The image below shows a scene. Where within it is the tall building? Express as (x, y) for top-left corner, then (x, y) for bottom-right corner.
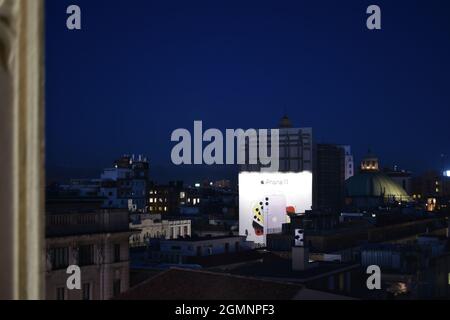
(238, 116), (313, 246)
(239, 115), (313, 173)
(313, 144), (345, 211)
(100, 154), (149, 211)
(339, 145), (354, 180)
(277, 116), (313, 172)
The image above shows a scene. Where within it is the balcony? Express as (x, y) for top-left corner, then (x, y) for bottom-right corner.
(46, 210), (130, 237)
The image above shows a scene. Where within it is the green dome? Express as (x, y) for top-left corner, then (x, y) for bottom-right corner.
(345, 171), (410, 202)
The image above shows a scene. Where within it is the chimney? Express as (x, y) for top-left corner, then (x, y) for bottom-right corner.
(292, 246), (309, 271)
(292, 228), (309, 271)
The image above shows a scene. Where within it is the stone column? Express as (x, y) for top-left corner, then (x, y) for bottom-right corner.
(0, 0), (45, 300)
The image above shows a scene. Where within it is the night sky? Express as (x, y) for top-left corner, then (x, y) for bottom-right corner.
(46, 0), (450, 183)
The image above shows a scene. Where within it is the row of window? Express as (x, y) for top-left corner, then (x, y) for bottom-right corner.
(49, 244), (122, 270)
(56, 279), (121, 300)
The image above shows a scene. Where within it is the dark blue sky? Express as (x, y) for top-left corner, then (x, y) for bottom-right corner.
(46, 0), (450, 183)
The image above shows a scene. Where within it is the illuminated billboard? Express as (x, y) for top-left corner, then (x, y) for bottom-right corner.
(239, 171), (312, 245)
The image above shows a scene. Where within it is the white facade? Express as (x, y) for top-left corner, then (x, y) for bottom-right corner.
(339, 145), (354, 180)
(129, 215), (192, 247)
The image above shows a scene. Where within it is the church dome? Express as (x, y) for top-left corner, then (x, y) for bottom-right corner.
(345, 171), (410, 202)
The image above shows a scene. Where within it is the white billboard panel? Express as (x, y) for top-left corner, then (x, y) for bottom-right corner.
(239, 172), (312, 245)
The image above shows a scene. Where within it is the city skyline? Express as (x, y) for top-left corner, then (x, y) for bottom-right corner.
(3, 0), (450, 304)
(46, 0), (450, 182)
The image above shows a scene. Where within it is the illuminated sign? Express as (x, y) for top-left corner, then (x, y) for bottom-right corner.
(239, 172), (312, 245)
(444, 170), (450, 177)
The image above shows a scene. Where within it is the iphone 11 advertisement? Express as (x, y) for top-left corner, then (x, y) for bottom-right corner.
(239, 172), (312, 245)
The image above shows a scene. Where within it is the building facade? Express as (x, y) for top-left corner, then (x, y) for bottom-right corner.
(100, 154), (149, 211)
(45, 209), (132, 300)
(150, 236), (253, 264)
(240, 115), (313, 173)
(339, 145), (354, 181)
(129, 214), (192, 247)
(313, 144), (345, 211)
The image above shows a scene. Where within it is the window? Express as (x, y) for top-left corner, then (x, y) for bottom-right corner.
(50, 247), (69, 270)
(56, 287), (65, 300)
(82, 283), (91, 300)
(114, 244), (121, 262)
(79, 245), (94, 266)
(113, 279), (121, 296)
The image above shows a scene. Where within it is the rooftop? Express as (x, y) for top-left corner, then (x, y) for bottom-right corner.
(345, 171), (411, 201)
(115, 268), (354, 300)
(226, 252), (359, 282)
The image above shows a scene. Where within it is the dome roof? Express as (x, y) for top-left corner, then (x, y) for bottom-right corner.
(279, 115), (293, 128)
(345, 171), (410, 201)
